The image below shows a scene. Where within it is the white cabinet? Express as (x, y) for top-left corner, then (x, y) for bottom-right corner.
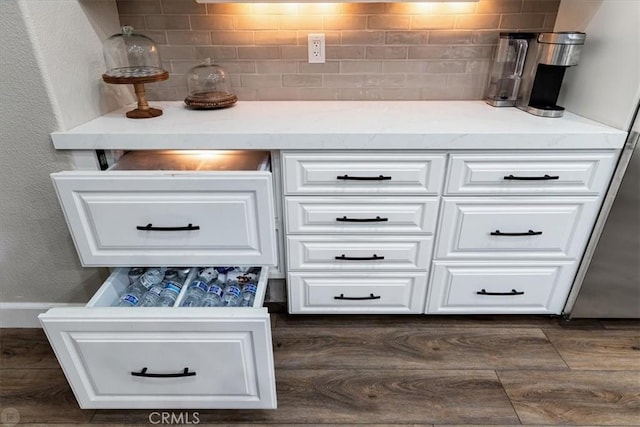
(436, 197), (601, 259)
(283, 152), (446, 195)
(446, 152), (617, 195)
(40, 150), (278, 409)
(52, 172), (276, 266)
(427, 150), (617, 314)
(288, 272), (428, 314)
(427, 261), (577, 314)
(283, 151), (446, 314)
(40, 267), (275, 409)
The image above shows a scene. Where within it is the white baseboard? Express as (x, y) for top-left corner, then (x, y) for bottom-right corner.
(0, 302), (83, 328)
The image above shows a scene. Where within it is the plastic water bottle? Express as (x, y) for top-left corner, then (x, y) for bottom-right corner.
(241, 283), (258, 307)
(116, 267), (166, 307)
(201, 281), (225, 307)
(181, 268), (218, 307)
(222, 279), (243, 307)
(139, 282), (165, 307)
(174, 267), (191, 281)
(157, 281), (183, 307)
(127, 267), (145, 284)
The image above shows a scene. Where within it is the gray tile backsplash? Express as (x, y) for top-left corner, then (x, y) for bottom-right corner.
(116, 0), (559, 101)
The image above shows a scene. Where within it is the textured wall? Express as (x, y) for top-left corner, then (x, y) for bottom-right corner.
(0, 0), (121, 306)
(115, 0), (560, 101)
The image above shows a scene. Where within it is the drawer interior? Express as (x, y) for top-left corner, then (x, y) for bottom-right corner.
(88, 266), (269, 309)
(107, 150), (271, 172)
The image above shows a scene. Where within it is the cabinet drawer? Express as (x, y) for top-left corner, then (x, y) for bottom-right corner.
(286, 197), (439, 234)
(288, 272), (427, 314)
(39, 267), (276, 409)
(436, 197), (600, 259)
(52, 171), (276, 267)
(287, 235), (432, 271)
(426, 261), (577, 314)
(446, 151), (617, 195)
(282, 152), (446, 195)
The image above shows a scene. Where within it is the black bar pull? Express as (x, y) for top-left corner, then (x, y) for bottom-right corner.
(136, 223), (200, 231)
(476, 289), (525, 296)
(490, 229), (542, 236)
(504, 174), (559, 181)
(335, 254), (385, 261)
(334, 293), (381, 300)
(337, 174), (392, 181)
(336, 216), (389, 223)
(131, 367), (196, 378)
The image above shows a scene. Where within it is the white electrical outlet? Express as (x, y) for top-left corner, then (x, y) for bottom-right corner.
(308, 33), (325, 64)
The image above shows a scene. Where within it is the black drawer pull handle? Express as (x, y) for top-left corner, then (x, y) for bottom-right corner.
(335, 254), (385, 261)
(504, 174), (559, 181)
(136, 223), (200, 231)
(336, 216), (389, 223)
(337, 174), (392, 181)
(476, 289), (525, 296)
(491, 229), (542, 236)
(131, 367), (196, 378)
(334, 293), (381, 300)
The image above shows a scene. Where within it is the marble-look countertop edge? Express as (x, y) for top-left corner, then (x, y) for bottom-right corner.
(50, 101), (628, 150)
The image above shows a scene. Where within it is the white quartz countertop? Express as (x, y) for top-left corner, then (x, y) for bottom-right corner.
(51, 101), (627, 150)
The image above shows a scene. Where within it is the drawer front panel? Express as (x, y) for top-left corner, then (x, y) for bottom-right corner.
(39, 267), (275, 409)
(52, 171), (276, 266)
(436, 197), (600, 259)
(446, 151), (617, 195)
(287, 235), (433, 271)
(426, 261), (577, 314)
(282, 152), (446, 195)
(288, 272), (427, 314)
(286, 197), (440, 234)
(39, 309), (276, 409)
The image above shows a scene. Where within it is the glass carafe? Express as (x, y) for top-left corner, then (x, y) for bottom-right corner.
(485, 33), (536, 107)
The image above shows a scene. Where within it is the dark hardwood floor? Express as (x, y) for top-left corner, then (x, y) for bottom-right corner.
(1, 314), (639, 426)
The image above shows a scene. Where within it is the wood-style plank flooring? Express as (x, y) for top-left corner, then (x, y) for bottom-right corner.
(1, 314), (639, 426)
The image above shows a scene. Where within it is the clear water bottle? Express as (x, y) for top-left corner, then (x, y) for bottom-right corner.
(157, 281), (183, 307)
(201, 281), (225, 307)
(222, 279), (243, 307)
(116, 267), (167, 307)
(241, 283), (258, 307)
(181, 268), (217, 307)
(128, 267), (145, 284)
(174, 267), (191, 281)
(163, 269), (179, 284)
(139, 282), (165, 307)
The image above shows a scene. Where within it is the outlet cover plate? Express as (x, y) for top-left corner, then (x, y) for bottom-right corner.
(308, 33), (325, 64)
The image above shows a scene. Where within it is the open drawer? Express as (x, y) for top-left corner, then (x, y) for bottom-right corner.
(51, 150), (276, 267)
(39, 266), (276, 409)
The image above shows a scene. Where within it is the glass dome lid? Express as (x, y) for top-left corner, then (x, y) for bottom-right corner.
(184, 58), (237, 109)
(102, 26), (167, 80)
(101, 26), (169, 119)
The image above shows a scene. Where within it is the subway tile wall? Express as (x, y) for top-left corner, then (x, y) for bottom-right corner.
(116, 0), (559, 101)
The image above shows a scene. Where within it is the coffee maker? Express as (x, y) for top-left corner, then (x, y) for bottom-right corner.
(485, 32), (536, 107)
(516, 32), (586, 117)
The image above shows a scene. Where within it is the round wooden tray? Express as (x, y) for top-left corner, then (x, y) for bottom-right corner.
(184, 91), (238, 110)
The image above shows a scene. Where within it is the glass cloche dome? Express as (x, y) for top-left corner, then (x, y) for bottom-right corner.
(101, 26), (169, 119)
(184, 58), (237, 109)
(103, 26), (166, 79)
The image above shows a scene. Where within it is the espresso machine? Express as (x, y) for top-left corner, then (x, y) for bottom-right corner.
(516, 32), (586, 117)
(485, 32), (536, 107)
